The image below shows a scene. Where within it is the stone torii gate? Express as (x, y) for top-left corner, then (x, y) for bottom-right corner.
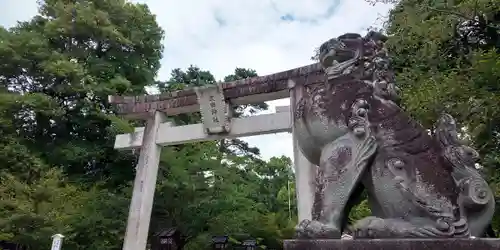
(109, 62), (324, 250)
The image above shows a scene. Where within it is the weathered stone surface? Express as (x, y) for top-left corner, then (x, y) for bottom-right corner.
(108, 63), (323, 117)
(292, 32), (495, 239)
(283, 238), (500, 250)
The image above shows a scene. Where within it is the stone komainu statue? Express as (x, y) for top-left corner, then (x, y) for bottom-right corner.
(292, 32), (495, 239)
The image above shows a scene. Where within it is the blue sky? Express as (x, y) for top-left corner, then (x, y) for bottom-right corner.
(0, 0), (393, 160)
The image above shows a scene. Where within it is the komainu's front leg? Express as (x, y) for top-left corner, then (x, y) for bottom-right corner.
(296, 133), (377, 239)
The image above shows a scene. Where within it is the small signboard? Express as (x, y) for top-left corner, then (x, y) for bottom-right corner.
(195, 85), (230, 134)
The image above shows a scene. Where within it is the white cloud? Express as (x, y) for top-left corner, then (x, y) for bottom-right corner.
(0, 0), (393, 160)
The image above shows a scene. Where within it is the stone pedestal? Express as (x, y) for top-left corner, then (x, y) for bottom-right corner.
(283, 238), (500, 250)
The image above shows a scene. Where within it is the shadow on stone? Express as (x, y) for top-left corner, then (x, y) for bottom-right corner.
(283, 238), (500, 250)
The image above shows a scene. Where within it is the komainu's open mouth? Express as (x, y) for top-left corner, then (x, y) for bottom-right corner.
(321, 49), (357, 68)
(318, 35), (359, 72)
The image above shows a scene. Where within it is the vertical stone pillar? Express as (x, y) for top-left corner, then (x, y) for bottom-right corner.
(292, 138), (316, 222)
(289, 80), (316, 222)
(122, 111), (166, 250)
(51, 234), (64, 250)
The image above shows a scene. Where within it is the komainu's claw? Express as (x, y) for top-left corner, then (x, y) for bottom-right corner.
(295, 219), (341, 239)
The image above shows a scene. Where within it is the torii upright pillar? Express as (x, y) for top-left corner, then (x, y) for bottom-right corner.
(122, 110), (166, 250)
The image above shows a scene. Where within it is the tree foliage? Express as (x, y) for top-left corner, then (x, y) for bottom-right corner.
(315, 0), (500, 234)
(368, 0), (500, 233)
(0, 1), (296, 249)
(1, 0), (499, 249)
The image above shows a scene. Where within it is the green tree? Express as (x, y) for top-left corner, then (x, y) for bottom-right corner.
(0, 0), (298, 249)
(151, 67), (296, 249)
(0, 0), (164, 186)
(0, 168), (84, 248)
(157, 66), (268, 160)
(369, 0), (500, 233)
(0, 0), (164, 248)
(222, 68), (269, 160)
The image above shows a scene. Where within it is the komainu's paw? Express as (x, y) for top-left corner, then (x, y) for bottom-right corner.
(351, 216), (390, 238)
(351, 216), (460, 239)
(351, 216), (421, 239)
(295, 219), (341, 239)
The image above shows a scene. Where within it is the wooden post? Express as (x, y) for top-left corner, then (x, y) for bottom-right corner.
(122, 111), (166, 250)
